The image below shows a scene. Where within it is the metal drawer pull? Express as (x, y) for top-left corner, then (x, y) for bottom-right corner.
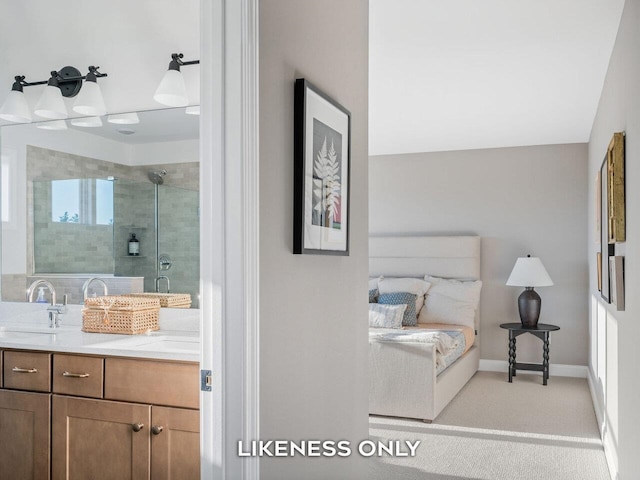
(132, 423), (144, 432)
(151, 425), (164, 435)
(12, 366), (38, 373)
(62, 371), (90, 378)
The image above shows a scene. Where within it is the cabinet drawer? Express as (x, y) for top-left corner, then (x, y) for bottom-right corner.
(105, 358), (199, 409)
(3, 351), (51, 392)
(53, 354), (104, 398)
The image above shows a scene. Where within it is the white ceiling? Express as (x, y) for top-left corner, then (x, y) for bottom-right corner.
(369, 0), (625, 155)
(0, 0), (199, 127)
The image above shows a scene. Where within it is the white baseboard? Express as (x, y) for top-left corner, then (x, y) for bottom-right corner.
(479, 359), (588, 378)
(587, 370), (617, 480)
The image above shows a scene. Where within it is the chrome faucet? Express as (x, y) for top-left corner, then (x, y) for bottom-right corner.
(26, 279), (68, 328)
(155, 276), (170, 293)
(82, 277), (109, 300)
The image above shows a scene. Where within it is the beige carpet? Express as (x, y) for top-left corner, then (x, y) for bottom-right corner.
(368, 371), (610, 480)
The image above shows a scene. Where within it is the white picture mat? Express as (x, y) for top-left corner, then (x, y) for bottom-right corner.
(303, 88), (349, 251)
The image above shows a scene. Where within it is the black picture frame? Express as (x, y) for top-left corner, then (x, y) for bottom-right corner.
(293, 79), (351, 255)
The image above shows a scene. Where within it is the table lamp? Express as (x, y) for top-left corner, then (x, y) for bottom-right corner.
(506, 255), (554, 328)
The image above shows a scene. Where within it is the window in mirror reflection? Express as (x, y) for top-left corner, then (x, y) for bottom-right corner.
(51, 178), (114, 225)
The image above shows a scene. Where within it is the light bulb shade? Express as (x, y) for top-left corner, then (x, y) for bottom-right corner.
(73, 80), (107, 116)
(36, 120), (67, 131)
(506, 257), (554, 287)
(185, 105), (200, 115)
(0, 90), (32, 123)
(154, 70), (188, 107)
(71, 116), (103, 128)
(108, 112), (139, 124)
(34, 85), (68, 119)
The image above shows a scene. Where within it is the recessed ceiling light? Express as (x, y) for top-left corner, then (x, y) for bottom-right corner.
(117, 128), (136, 135)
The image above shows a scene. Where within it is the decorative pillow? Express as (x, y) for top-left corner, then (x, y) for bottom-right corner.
(377, 277), (431, 314)
(368, 289), (378, 303)
(368, 303), (406, 329)
(378, 292), (418, 326)
(418, 275), (482, 328)
(369, 277), (382, 291)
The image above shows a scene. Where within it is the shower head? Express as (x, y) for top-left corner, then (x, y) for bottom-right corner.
(148, 169), (167, 185)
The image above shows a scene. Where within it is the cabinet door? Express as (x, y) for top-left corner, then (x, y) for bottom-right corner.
(151, 407), (200, 480)
(0, 390), (50, 480)
(52, 395), (151, 480)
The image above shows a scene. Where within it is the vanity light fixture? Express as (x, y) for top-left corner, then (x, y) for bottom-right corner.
(0, 77), (32, 123)
(73, 66), (107, 116)
(0, 65), (108, 123)
(34, 71), (69, 119)
(154, 53), (200, 107)
(108, 112), (140, 124)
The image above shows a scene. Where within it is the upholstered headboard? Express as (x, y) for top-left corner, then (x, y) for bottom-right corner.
(369, 235), (481, 332)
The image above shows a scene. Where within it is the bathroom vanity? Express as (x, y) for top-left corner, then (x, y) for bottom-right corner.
(0, 304), (200, 480)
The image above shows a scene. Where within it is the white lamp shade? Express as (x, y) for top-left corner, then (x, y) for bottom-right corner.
(34, 85), (68, 119)
(71, 116), (103, 128)
(36, 120), (67, 131)
(506, 257), (554, 287)
(108, 112), (139, 124)
(154, 70), (188, 107)
(185, 105), (200, 115)
(0, 90), (32, 123)
(73, 81), (107, 116)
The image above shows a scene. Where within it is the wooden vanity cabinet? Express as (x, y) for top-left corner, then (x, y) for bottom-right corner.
(0, 390), (51, 480)
(51, 356), (200, 480)
(151, 406), (200, 480)
(52, 396), (151, 480)
(0, 349), (52, 480)
(0, 350), (199, 480)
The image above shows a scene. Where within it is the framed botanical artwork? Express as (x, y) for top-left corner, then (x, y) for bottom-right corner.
(293, 79), (351, 255)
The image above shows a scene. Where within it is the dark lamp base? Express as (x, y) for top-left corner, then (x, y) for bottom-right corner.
(518, 287), (541, 328)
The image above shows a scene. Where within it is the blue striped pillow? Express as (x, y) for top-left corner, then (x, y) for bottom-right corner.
(378, 292), (418, 326)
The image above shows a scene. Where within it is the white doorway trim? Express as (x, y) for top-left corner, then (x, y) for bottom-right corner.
(200, 1), (260, 479)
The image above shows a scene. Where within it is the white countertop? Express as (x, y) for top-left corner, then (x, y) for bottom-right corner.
(0, 302), (200, 362)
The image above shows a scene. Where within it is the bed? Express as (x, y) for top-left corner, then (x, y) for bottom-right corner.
(368, 235), (481, 422)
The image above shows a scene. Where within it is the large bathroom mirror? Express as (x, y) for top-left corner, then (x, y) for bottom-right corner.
(0, 108), (200, 307)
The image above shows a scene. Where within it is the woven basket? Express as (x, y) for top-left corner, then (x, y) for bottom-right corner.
(82, 295), (160, 334)
(123, 293), (192, 309)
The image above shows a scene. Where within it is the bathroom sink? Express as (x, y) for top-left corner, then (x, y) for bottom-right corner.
(0, 329), (64, 346)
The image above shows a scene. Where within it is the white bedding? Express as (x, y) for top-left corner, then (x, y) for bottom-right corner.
(369, 328), (462, 371)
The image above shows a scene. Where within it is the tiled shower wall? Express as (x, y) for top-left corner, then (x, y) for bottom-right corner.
(3, 146), (199, 306)
(158, 185), (200, 307)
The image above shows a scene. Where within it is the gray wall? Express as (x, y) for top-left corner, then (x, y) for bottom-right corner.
(588, 0), (640, 477)
(370, 144), (588, 366)
(259, 0), (369, 478)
